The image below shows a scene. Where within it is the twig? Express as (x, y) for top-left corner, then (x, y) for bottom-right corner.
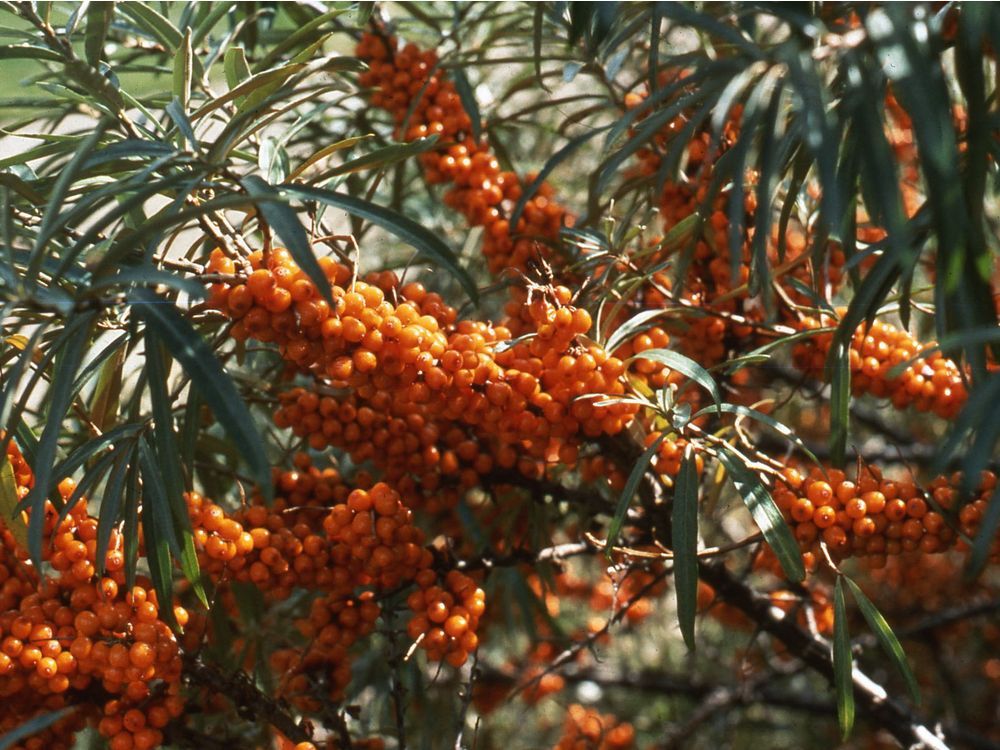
(453, 650), (479, 750)
(697, 560), (954, 750)
(183, 655), (311, 744)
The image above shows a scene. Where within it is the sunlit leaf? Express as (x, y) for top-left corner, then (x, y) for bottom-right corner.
(0, 457), (28, 551)
(133, 290), (273, 503)
(606, 433), (664, 556)
(833, 576), (855, 738)
(672, 451), (699, 651)
(242, 175), (333, 304)
(716, 447), (803, 581)
(628, 348), (722, 414)
(283, 184), (479, 304)
(845, 577), (920, 703)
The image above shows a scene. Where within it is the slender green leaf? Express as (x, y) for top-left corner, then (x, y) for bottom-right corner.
(827, 338), (851, 467)
(84, 1), (114, 66)
(316, 136), (439, 181)
(145, 333), (207, 607)
(629, 348), (722, 414)
(968, 485), (1000, 580)
(0, 324), (50, 448)
(284, 184), (478, 304)
(34, 424), (145, 506)
(603, 309), (669, 354)
(173, 28), (192, 108)
(92, 266), (206, 299)
(242, 175), (332, 304)
(133, 290), (273, 503)
(692, 403), (819, 466)
(192, 2), (234, 47)
(138, 437), (179, 629)
(834, 576), (855, 738)
(672, 451), (699, 651)
(0, 708), (74, 750)
(0, 457), (27, 551)
(845, 577), (920, 703)
(119, 2), (182, 49)
(532, 3), (547, 89)
(224, 47), (252, 91)
(284, 135), (370, 181)
(95, 447), (131, 577)
(123, 461), (140, 590)
(0, 44), (62, 62)
(191, 63), (306, 121)
(452, 67), (482, 141)
(22, 312), (97, 566)
(255, 9), (346, 70)
(716, 448), (804, 581)
(606, 434), (664, 556)
(31, 121), (111, 279)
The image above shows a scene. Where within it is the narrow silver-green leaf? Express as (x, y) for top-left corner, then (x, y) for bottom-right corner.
(138, 437), (179, 630)
(191, 63), (305, 121)
(173, 28), (192, 108)
(84, 1), (114, 66)
(95, 448), (131, 577)
(606, 434), (665, 556)
(716, 447), (804, 582)
(0, 44), (62, 62)
(629, 348), (722, 414)
(834, 576), (855, 739)
(284, 184), (479, 304)
(119, 2), (182, 50)
(224, 47), (252, 91)
(845, 577), (920, 703)
(828, 339), (851, 467)
(145, 333), (207, 607)
(691, 403), (820, 466)
(242, 175), (333, 304)
(603, 309), (668, 355)
(0, 708), (74, 750)
(22, 312), (97, 567)
(254, 9), (347, 71)
(317, 136), (439, 180)
(452, 67), (482, 141)
(133, 290), (273, 503)
(672, 451), (699, 651)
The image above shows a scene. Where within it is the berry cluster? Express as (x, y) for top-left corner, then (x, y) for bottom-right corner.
(406, 569), (485, 667)
(773, 466), (998, 568)
(212, 248), (639, 499)
(0, 443), (185, 750)
(793, 314), (967, 419)
(356, 33), (570, 276)
(553, 704), (636, 750)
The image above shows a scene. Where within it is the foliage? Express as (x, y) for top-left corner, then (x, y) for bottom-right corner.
(0, 2), (997, 750)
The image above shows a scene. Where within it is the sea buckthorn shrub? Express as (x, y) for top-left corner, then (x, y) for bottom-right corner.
(2, 3), (1000, 750)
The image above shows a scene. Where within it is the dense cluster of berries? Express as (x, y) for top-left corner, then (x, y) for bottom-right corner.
(270, 591), (381, 708)
(356, 32), (570, 276)
(211, 247), (641, 500)
(552, 704), (635, 750)
(0, 443), (185, 750)
(354, 31), (700, 414)
(793, 314), (967, 419)
(773, 466), (999, 568)
(860, 552), (991, 619)
(406, 569), (485, 667)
